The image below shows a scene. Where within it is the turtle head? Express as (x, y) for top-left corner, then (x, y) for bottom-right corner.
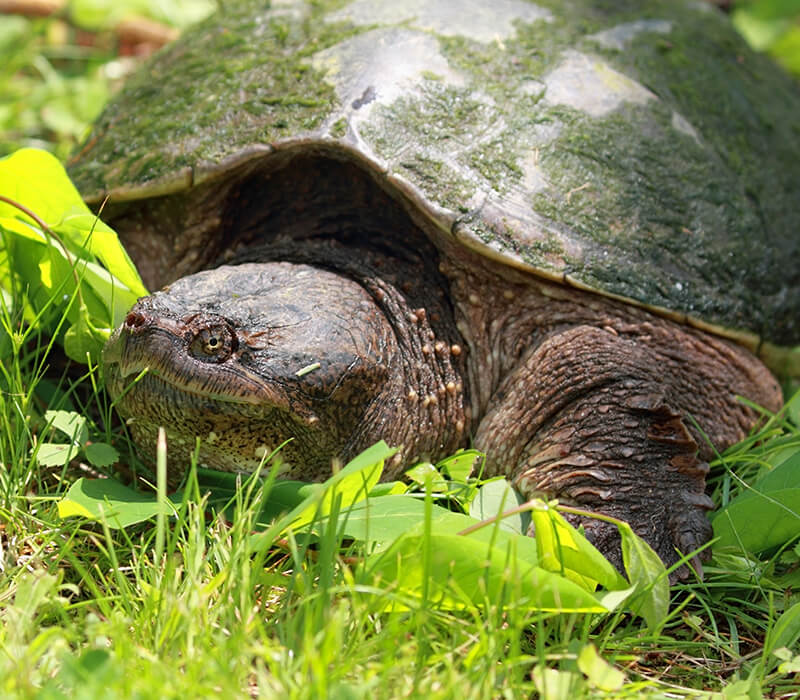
(102, 261), (398, 480)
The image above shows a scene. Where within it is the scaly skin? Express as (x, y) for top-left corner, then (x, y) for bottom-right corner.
(104, 241), (469, 483)
(103, 234), (782, 576)
(445, 251), (782, 574)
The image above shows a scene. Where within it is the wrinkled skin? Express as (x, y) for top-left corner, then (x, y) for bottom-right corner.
(104, 227), (782, 577)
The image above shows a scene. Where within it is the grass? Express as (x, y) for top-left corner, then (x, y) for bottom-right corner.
(0, 2), (799, 697)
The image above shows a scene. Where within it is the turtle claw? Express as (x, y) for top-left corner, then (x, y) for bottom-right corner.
(668, 495), (714, 580)
(562, 505), (711, 583)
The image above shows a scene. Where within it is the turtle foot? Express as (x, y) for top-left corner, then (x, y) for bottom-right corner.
(478, 325), (727, 581)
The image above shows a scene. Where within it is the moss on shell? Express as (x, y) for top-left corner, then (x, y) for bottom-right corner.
(69, 0), (355, 195)
(68, 0), (800, 347)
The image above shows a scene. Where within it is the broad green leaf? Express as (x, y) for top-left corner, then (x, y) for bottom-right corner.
(55, 214), (147, 299)
(317, 493), (539, 562)
(368, 481), (407, 498)
(248, 441), (396, 551)
(45, 409), (88, 445)
(577, 644), (625, 692)
(0, 215), (45, 242)
(619, 522), (669, 631)
(36, 442), (80, 467)
(764, 602), (800, 662)
(10, 235), (79, 320)
(84, 442), (120, 468)
(362, 531), (609, 613)
(749, 451), (800, 492)
(719, 676), (761, 700)
(283, 441), (392, 533)
(774, 647), (800, 674)
(713, 489), (800, 553)
(56, 498), (95, 521)
(531, 667), (584, 699)
(405, 462), (447, 491)
(469, 478), (529, 536)
(787, 390), (800, 428)
(0, 148), (89, 224)
(437, 449), (482, 481)
(63, 302), (110, 362)
(301, 493), (446, 545)
(57, 477), (173, 528)
(0, 148), (148, 362)
(712, 451), (800, 552)
(191, 468), (320, 519)
(531, 501), (628, 592)
(70, 257), (134, 328)
(11, 571), (60, 618)
(254, 481), (321, 521)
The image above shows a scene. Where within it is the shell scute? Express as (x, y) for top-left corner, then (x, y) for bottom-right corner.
(69, 0), (800, 353)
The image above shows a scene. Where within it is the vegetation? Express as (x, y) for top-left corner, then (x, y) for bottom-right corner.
(0, 1), (799, 697)
(731, 0), (800, 76)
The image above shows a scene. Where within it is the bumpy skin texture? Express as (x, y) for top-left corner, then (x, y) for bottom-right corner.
(456, 270), (781, 572)
(104, 222), (782, 575)
(105, 233), (470, 483)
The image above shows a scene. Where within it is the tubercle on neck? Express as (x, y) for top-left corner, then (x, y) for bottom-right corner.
(352, 273), (470, 479)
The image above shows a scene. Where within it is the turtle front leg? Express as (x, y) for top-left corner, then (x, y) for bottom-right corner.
(474, 323), (781, 576)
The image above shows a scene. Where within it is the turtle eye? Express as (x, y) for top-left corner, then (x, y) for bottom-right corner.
(188, 323), (237, 363)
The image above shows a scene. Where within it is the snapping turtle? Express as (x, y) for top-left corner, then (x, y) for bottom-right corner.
(70, 0), (800, 572)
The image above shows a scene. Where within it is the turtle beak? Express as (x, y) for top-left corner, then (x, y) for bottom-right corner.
(103, 309), (188, 379)
(102, 309), (151, 370)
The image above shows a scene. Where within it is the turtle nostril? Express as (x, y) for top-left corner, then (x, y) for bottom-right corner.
(124, 311), (148, 330)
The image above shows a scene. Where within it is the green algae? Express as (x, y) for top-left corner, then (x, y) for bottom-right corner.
(68, 0), (800, 346)
(69, 0), (354, 196)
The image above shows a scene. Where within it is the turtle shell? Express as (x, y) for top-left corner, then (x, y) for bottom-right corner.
(68, 0), (800, 374)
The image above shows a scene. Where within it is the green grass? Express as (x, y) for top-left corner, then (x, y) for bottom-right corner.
(1, 2), (799, 697)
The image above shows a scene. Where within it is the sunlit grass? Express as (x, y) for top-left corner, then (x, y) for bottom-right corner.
(0, 2), (798, 696)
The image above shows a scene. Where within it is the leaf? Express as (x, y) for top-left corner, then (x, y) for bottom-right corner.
(531, 667), (584, 700)
(191, 468), (320, 519)
(44, 410), (88, 445)
(405, 462), (447, 491)
(437, 449), (482, 481)
(11, 571), (60, 618)
(361, 531), (610, 613)
(57, 477), (171, 528)
(55, 215), (147, 302)
(55, 497), (95, 521)
(0, 148), (148, 363)
(258, 481), (321, 518)
(712, 451), (800, 552)
(775, 648), (800, 674)
(764, 602), (800, 662)
(619, 521), (669, 631)
(248, 441), (396, 551)
(577, 644), (625, 692)
(367, 481), (407, 498)
(284, 441), (392, 532)
(36, 442), (80, 467)
(63, 302), (112, 363)
(719, 677), (761, 700)
(469, 478), (530, 536)
(531, 501), (629, 592)
(84, 442), (120, 468)
(785, 389), (800, 428)
(308, 494), (447, 545)
(315, 494), (538, 563)
(0, 149), (91, 225)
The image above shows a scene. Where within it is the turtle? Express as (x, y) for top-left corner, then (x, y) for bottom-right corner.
(68, 0), (800, 574)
